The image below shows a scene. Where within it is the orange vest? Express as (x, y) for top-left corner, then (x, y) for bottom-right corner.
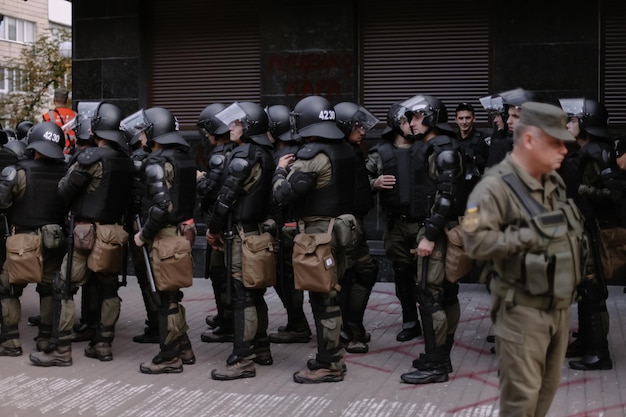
(42, 107), (77, 154)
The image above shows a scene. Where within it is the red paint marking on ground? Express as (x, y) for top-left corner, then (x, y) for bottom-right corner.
(371, 289), (396, 296)
(344, 358), (393, 373)
(453, 340), (493, 356)
(567, 402), (626, 417)
(557, 377), (593, 388)
(445, 395), (499, 413)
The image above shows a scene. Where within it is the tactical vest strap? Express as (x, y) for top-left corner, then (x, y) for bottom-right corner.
(500, 287), (571, 311)
(501, 173), (546, 217)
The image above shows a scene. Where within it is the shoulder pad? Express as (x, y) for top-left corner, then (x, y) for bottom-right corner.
(0, 165), (17, 182)
(230, 143), (251, 159)
(77, 147), (102, 165)
(430, 134), (454, 148)
(133, 159), (144, 172)
(296, 143), (322, 160)
(209, 154), (226, 169)
(131, 148), (150, 162)
(228, 157), (250, 178)
(368, 142), (383, 154)
(145, 163), (165, 181)
(436, 149), (461, 169)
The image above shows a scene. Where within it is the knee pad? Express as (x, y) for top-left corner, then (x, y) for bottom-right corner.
(36, 283), (54, 296)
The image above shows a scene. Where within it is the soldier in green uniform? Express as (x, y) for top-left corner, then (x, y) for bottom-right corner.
(463, 102), (588, 417)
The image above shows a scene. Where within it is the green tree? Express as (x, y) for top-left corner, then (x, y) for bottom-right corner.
(0, 28), (71, 127)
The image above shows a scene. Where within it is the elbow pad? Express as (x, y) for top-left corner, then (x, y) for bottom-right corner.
(59, 169), (92, 203)
(0, 166), (17, 207)
(145, 163), (171, 206)
(142, 204), (169, 240)
(289, 171), (317, 195)
(425, 196), (453, 241)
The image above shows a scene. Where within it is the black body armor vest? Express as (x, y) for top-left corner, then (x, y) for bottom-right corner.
(73, 147), (134, 224)
(295, 140), (355, 218)
(12, 159), (67, 228)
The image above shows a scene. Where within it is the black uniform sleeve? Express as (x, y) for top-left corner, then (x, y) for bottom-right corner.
(424, 149), (461, 241)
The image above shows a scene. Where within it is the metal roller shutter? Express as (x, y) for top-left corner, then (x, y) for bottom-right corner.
(360, 2), (490, 124)
(603, 3), (626, 127)
(150, 1), (261, 132)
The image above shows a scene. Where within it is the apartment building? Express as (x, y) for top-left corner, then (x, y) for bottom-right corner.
(0, 0), (71, 126)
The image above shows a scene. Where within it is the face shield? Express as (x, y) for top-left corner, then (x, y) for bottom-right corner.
(214, 103), (248, 130)
(558, 98), (585, 119)
(120, 109), (148, 138)
(479, 95), (494, 112)
(400, 95), (431, 120)
(353, 107), (380, 132)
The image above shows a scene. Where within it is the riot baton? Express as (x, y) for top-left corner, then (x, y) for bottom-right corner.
(120, 216), (128, 288)
(585, 219), (609, 299)
(135, 215), (158, 295)
(225, 213), (234, 301)
(64, 213), (75, 301)
(421, 255), (429, 293)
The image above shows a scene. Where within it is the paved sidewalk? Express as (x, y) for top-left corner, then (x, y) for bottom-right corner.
(0, 278), (625, 417)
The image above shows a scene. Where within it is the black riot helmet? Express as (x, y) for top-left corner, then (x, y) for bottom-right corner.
(4, 140), (27, 160)
(334, 102), (380, 137)
(144, 107), (189, 148)
(214, 101), (272, 146)
(197, 103), (227, 137)
(25, 121), (65, 160)
(401, 94), (452, 133)
(91, 102), (127, 150)
(292, 95), (344, 140)
(559, 98), (610, 139)
(479, 94), (507, 123)
(15, 121), (34, 141)
(266, 104), (299, 142)
(381, 102), (409, 140)
(499, 88), (536, 110)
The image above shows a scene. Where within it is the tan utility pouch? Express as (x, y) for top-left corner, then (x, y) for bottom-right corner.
(599, 227), (626, 280)
(293, 219), (337, 293)
(238, 226), (276, 289)
(41, 224), (64, 249)
(73, 222), (95, 254)
(151, 235), (193, 291)
(87, 224), (129, 273)
(6, 233), (43, 284)
(334, 214), (357, 247)
(445, 222), (474, 283)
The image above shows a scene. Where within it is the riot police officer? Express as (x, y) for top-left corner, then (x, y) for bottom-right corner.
(366, 102), (423, 342)
(560, 98), (617, 371)
(486, 88), (536, 167)
(334, 101), (379, 353)
(207, 102), (276, 380)
(273, 95), (355, 384)
(196, 103), (237, 344)
(0, 122), (68, 356)
(399, 95), (462, 385)
(135, 107), (197, 374)
(265, 104), (312, 344)
(30, 102), (134, 367)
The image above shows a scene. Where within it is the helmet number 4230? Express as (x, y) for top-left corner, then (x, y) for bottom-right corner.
(318, 110), (336, 121)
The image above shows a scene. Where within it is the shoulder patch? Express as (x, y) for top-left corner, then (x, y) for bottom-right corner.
(461, 206), (480, 233)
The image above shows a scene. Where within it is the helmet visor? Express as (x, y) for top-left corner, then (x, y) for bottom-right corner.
(353, 107), (380, 131)
(400, 95), (430, 117)
(479, 95), (494, 111)
(76, 101), (100, 119)
(120, 109), (148, 137)
(214, 103), (247, 129)
(558, 98), (585, 118)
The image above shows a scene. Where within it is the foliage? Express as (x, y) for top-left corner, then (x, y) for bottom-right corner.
(0, 27), (72, 127)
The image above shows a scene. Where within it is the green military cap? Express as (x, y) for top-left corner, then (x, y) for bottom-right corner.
(54, 87), (69, 101)
(520, 101), (575, 142)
